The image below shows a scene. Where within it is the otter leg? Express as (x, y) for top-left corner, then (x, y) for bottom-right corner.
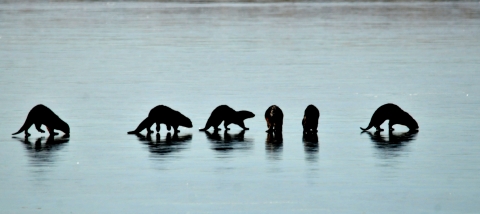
(173, 125), (180, 133)
(156, 123), (161, 132)
(388, 121), (395, 131)
(312, 122), (318, 133)
(237, 121), (249, 130)
(166, 124), (171, 131)
(375, 126), (384, 132)
(46, 126), (59, 136)
(275, 123), (283, 132)
(224, 120), (231, 130)
(35, 123), (45, 133)
(266, 118), (273, 132)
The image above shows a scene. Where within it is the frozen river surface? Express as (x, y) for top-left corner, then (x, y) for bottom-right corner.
(0, 1), (480, 213)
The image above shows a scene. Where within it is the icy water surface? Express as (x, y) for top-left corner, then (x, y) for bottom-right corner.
(1, 1), (480, 213)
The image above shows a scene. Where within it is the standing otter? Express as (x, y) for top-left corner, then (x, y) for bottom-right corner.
(302, 104), (320, 134)
(127, 105), (192, 134)
(12, 104), (70, 137)
(360, 103), (419, 132)
(199, 105), (255, 131)
(265, 105), (283, 133)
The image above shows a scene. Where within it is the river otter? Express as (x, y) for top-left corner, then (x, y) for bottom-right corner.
(265, 105), (283, 133)
(199, 105), (255, 131)
(127, 105), (192, 134)
(302, 104), (320, 134)
(360, 103), (419, 132)
(12, 104), (70, 137)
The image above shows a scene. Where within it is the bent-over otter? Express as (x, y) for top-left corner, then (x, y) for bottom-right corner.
(360, 103), (419, 132)
(265, 105), (283, 132)
(302, 104), (320, 133)
(128, 105), (192, 134)
(199, 105), (254, 131)
(12, 104), (70, 137)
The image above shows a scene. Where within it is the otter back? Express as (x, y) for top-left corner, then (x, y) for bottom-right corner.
(302, 104), (320, 133)
(265, 105), (283, 133)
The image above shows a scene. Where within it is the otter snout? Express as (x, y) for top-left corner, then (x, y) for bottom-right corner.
(185, 119), (193, 128)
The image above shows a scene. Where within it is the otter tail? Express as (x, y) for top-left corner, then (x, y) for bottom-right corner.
(12, 128), (25, 135)
(199, 124), (210, 131)
(12, 119), (32, 135)
(128, 117), (154, 134)
(360, 124), (373, 131)
(199, 117), (214, 131)
(12, 113), (35, 135)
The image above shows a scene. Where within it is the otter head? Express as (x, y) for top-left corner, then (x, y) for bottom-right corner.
(403, 112), (419, 131)
(179, 115), (193, 128)
(60, 121), (70, 138)
(237, 111), (255, 120)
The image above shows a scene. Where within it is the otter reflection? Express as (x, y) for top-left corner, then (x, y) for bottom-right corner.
(303, 132), (319, 162)
(362, 130), (418, 158)
(13, 136), (69, 166)
(204, 130), (252, 152)
(134, 132), (192, 159)
(266, 131), (283, 160)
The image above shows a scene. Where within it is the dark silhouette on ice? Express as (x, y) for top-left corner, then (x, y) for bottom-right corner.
(265, 105), (283, 133)
(199, 105), (254, 131)
(12, 104), (70, 138)
(302, 104), (320, 134)
(128, 105), (192, 134)
(360, 103), (419, 132)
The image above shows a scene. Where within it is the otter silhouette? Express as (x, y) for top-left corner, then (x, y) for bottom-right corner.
(199, 105), (255, 131)
(302, 104), (319, 134)
(360, 103), (419, 132)
(127, 105), (193, 134)
(12, 104), (70, 137)
(265, 105), (283, 133)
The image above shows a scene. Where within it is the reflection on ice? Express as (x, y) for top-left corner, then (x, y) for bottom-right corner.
(204, 130), (253, 153)
(303, 132), (319, 163)
(362, 130), (418, 159)
(134, 132), (192, 160)
(266, 131), (283, 161)
(13, 136), (69, 167)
